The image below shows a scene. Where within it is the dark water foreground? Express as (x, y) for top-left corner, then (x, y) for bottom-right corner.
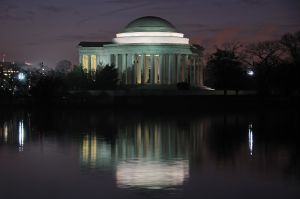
(0, 108), (299, 199)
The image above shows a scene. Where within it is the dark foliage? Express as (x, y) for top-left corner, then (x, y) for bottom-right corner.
(206, 48), (247, 94)
(177, 82), (190, 90)
(64, 65), (92, 90)
(30, 75), (66, 101)
(94, 65), (119, 90)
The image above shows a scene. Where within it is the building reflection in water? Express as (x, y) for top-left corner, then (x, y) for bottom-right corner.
(2, 122), (8, 143)
(116, 160), (189, 189)
(81, 134), (112, 169)
(0, 122), (11, 143)
(0, 118), (27, 151)
(79, 120), (208, 189)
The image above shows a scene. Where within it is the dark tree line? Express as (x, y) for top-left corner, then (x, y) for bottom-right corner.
(31, 64), (119, 100)
(205, 31), (300, 96)
(205, 42), (248, 95)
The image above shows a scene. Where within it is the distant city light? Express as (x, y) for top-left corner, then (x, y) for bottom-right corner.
(18, 72), (26, 81)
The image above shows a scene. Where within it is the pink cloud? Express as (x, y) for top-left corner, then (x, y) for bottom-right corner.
(254, 24), (279, 41)
(212, 27), (241, 46)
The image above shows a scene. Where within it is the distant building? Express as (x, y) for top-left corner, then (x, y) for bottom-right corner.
(0, 61), (19, 79)
(0, 61), (31, 93)
(78, 16), (204, 87)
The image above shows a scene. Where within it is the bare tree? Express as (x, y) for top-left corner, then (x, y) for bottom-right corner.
(280, 31), (300, 65)
(244, 40), (284, 94)
(245, 40), (283, 66)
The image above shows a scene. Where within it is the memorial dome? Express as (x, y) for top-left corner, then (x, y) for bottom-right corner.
(113, 16), (188, 44)
(123, 16), (177, 33)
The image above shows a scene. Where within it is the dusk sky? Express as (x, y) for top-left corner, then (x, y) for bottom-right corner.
(1, 0), (299, 67)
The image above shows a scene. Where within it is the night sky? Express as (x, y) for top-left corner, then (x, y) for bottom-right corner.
(1, 0), (299, 67)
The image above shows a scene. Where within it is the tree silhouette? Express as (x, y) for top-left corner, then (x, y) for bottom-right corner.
(206, 45), (246, 95)
(281, 31), (300, 66)
(95, 65), (119, 90)
(280, 31), (300, 94)
(65, 65), (91, 90)
(245, 41), (283, 95)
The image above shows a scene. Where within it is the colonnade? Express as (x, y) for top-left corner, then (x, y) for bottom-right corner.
(81, 53), (203, 87)
(113, 53), (202, 86)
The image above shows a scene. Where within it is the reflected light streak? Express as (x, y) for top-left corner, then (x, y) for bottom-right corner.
(116, 160), (189, 189)
(4, 122), (8, 143)
(91, 135), (97, 167)
(81, 135), (112, 168)
(82, 135), (89, 163)
(248, 124), (253, 156)
(18, 121), (24, 152)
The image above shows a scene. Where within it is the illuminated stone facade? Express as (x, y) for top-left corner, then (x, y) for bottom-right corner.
(78, 16), (204, 87)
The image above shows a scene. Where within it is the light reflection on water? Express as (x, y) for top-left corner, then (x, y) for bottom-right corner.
(248, 123), (253, 156)
(18, 120), (24, 152)
(0, 110), (299, 199)
(79, 121), (194, 190)
(116, 159), (189, 190)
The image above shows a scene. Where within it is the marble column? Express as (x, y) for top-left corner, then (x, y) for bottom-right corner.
(96, 55), (100, 71)
(154, 55), (158, 84)
(140, 54), (144, 84)
(79, 54), (82, 66)
(114, 54), (118, 68)
(122, 54), (127, 84)
(168, 54), (172, 84)
(126, 54), (130, 84)
(184, 55), (188, 82)
(133, 54), (137, 84)
(88, 55), (91, 74)
(150, 54), (154, 84)
(107, 54), (111, 66)
(159, 54), (163, 84)
(177, 54), (181, 83)
(116, 54), (123, 82)
(137, 55), (142, 84)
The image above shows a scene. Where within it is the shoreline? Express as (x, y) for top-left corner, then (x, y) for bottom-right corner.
(1, 90), (299, 110)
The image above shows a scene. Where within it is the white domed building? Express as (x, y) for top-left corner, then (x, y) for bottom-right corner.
(78, 16), (204, 87)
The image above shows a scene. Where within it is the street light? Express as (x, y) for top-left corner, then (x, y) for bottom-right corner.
(247, 69), (254, 76)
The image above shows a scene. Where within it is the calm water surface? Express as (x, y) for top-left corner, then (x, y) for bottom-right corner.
(0, 109), (299, 199)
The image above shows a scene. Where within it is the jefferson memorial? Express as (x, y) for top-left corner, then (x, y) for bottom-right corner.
(78, 16), (204, 87)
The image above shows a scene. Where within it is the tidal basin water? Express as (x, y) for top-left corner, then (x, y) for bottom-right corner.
(0, 109), (299, 199)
